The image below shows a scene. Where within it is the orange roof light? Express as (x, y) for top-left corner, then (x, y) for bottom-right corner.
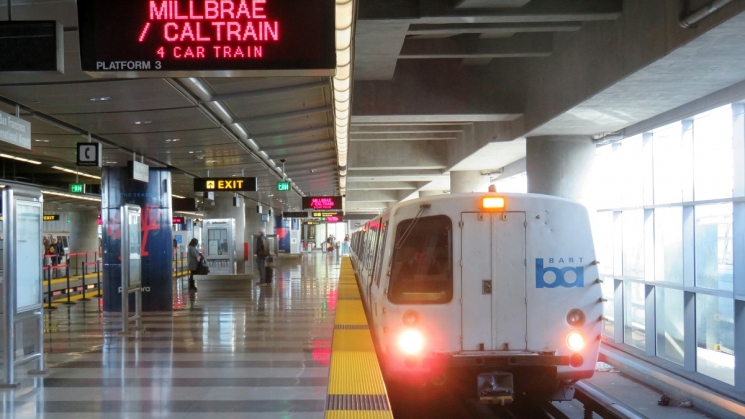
(481, 196), (506, 210)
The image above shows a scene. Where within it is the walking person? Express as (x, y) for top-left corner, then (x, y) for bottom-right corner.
(254, 228), (270, 284)
(342, 234), (350, 255)
(187, 238), (200, 292)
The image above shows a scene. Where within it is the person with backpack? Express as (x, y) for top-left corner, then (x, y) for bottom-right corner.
(254, 228), (270, 284)
(187, 238), (201, 292)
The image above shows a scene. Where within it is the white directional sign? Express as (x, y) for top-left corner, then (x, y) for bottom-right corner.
(77, 142), (102, 167)
(0, 110), (31, 150)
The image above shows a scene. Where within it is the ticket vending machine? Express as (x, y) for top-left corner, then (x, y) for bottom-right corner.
(120, 204), (143, 335)
(202, 218), (236, 275)
(0, 184), (46, 388)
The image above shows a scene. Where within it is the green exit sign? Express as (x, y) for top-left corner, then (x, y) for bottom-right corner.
(277, 181), (290, 191)
(70, 184), (85, 194)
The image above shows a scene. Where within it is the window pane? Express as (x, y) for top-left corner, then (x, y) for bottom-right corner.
(654, 207), (683, 284)
(601, 277), (615, 338)
(622, 210), (644, 279)
(693, 105), (733, 201)
(620, 135), (644, 207)
(653, 122), (684, 204)
(592, 144), (620, 209)
(624, 281), (645, 350)
(696, 294), (734, 385)
(389, 215), (453, 304)
(695, 204), (733, 291)
(593, 211), (614, 275)
(655, 288), (684, 365)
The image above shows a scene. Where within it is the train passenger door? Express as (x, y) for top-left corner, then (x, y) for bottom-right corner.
(461, 212), (526, 351)
(491, 212), (527, 351)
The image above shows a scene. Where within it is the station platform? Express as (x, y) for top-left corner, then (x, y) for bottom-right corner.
(2, 253), (389, 419)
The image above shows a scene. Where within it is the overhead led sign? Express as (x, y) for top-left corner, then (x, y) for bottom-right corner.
(282, 211), (307, 218)
(302, 196), (342, 211)
(325, 215), (342, 223)
(43, 214), (60, 221)
(70, 184), (85, 194)
(194, 177), (258, 192)
(172, 216), (185, 224)
(277, 181), (290, 191)
(77, 0), (335, 77)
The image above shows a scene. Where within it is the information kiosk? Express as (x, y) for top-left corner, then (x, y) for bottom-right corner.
(0, 184), (46, 388)
(202, 219), (236, 275)
(120, 204), (143, 335)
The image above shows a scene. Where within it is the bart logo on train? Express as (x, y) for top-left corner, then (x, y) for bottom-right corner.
(535, 258), (585, 288)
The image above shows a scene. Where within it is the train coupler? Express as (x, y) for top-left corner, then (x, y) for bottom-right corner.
(477, 372), (514, 405)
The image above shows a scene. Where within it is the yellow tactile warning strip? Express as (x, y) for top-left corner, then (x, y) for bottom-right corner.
(326, 257), (393, 419)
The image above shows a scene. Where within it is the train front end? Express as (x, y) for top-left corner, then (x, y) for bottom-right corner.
(375, 193), (602, 402)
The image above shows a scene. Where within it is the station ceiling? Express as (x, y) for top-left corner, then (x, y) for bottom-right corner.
(2, 0), (745, 218)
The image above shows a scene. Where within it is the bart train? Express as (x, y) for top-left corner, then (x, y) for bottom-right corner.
(349, 193), (602, 403)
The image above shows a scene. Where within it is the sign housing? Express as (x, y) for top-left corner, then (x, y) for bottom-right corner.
(77, 0), (336, 77)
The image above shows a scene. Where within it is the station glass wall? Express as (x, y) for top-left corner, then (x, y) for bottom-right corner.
(590, 104), (742, 387)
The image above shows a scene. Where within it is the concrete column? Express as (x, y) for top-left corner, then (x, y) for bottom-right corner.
(526, 135), (595, 202)
(204, 196), (246, 273)
(68, 209), (99, 254)
(418, 191), (442, 198)
(450, 170), (488, 193)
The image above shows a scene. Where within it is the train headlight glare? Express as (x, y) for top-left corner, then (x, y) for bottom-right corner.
(566, 331), (585, 352)
(402, 310), (419, 327)
(566, 309), (586, 327)
(397, 330), (425, 356)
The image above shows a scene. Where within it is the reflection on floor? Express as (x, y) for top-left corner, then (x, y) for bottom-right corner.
(3, 251), (343, 419)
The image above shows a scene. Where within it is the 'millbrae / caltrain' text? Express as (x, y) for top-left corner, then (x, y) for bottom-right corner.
(141, 0), (280, 60)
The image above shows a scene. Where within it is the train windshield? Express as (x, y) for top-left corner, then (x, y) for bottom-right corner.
(389, 215), (452, 304)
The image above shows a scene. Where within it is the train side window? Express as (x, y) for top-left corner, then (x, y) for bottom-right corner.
(388, 215), (452, 304)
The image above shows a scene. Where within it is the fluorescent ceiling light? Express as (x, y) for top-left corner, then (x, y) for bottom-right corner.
(173, 194), (186, 199)
(0, 153), (42, 165)
(51, 166), (101, 180)
(42, 190), (101, 202)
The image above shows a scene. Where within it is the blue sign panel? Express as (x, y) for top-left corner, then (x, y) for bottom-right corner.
(535, 258), (584, 289)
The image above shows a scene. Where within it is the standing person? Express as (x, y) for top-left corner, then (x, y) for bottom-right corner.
(49, 238), (59, 265)
(54, 237), (65, 265)
(187, 238), (200, 292)
(342, 234), (350, 255)
(254, 228), (270, 284)
(326, 235), (334, 253)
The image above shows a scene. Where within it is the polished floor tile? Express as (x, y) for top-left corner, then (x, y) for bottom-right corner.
(3, 252), (343, 418)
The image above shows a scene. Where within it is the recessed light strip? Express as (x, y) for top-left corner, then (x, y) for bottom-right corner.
(51, 166), (101, 180)
(42, 190), (101, 202)
(173, 194), (186, 199)
(0, 153), (42, 165)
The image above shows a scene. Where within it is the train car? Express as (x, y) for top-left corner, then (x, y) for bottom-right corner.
(349, 193), (602, 403)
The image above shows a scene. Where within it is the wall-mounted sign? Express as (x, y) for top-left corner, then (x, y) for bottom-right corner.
(194, 177), (258, 192)
(311, 211), (339, 218)
(277, 181), (290, 191)
(43, 214), (60, 221)
(77, 142), (102, 167)
(130, 160), (150, 182)
(302, 196), (342, 210)
(325, 215), (343, 223)
(0, 110), (31, 150)
(282, 211), (307, 218)
(70, 183), (85, 194)
(77, 0), (336, 77)
(172, 216), (185, 224)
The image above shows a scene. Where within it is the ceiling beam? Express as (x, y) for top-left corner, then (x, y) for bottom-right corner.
(351, 132), (456, 141)
(254, 125), (333, 140)
(204, 81), (328, 103)
(399, 33), (552, 59)
(235, 106), (330, 125)
(351, 125), (464, 134)
(262, 138), (333, 152)
(407, 21), (583, 37)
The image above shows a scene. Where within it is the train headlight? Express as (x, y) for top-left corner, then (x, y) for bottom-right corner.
(566, 309), (586, 327)
(481, 196), (506, 211)
(402, 310), (419, 327)
(397, 329), (425, 356)
(566, 331), (585, 352)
